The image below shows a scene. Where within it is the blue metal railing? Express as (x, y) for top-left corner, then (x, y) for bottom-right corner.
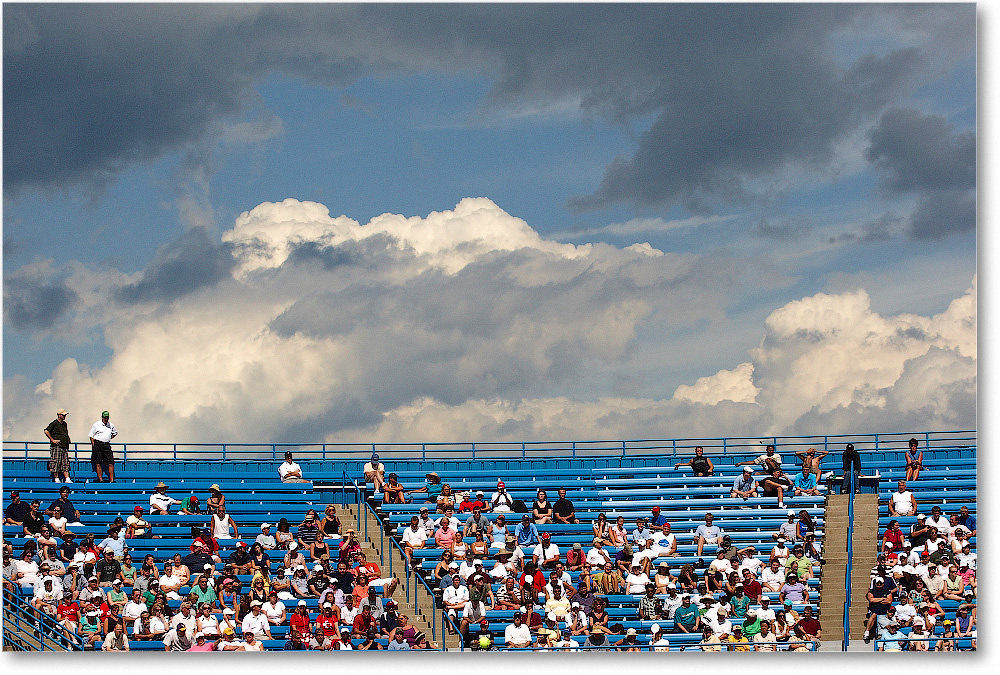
(842, 468), (856, 651)
(346, 475), (450, 650)
(3, 430), (977, 464)
(2, 579), (86, 650)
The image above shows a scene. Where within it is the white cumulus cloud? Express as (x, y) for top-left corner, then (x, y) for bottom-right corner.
(2, 198), (975, 446)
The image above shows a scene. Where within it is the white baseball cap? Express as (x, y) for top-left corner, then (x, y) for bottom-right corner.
(650, 623), (661, 633)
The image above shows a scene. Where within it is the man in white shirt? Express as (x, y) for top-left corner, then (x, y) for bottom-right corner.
(362, 454), (385, 491)
(158, 563), (184, 600)
(649, 522), (677, 557)
(532, 533), (560, 570)
(490, 481), (514, 513)
(256, 523), (276, 550)
(544, 586), (571, 620)
(770, 538), (791, 565)
(458, 556), (478, 581)
(32, 577), (62, 614)
(442, 575), (469, 624)
(889, 481), (917, 517)
(703, 606), (733, 636)
(416, 507), (436, 537)
(241, 600), (272, 638)
(123, 589), (146, 621)
(586, 538), (612, 567)
(956, 543), (976, 570)
(401, 516), (428, 565)
(894, 594), (917, 626)
(554, 628), (580, 651)
(761, 559), (786, 592)
(434, 505), (461, 532)
(278, 451), (307, 483)
(926, 506), (950, 538)
(87, 411), (118, 483)
(149, 482), (181, 514)
(170, 602), (197, 632)
(756, 597), (777, 623)
(737, 445), (782, 472)
(504, 610), (532, 648)
(649, 623), (670, 651)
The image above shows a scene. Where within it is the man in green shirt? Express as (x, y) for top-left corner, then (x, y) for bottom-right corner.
(672, 594), (700, 634)
(189, 575), (218, 608)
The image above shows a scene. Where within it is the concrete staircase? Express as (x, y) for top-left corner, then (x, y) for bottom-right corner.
(817, 493), (879, 645)
(335, 503), (462, 649)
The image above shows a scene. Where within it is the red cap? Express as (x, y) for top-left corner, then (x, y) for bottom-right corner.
(497, 481), (505, 489)
(652, 507), (660, 513)
(542, 533), (551, 540)
(237, 541), (247, 547)
(134, 506), (143, 512)
(11, 491), (19, 498)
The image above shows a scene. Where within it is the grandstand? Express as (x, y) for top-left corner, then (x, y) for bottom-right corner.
(2, 431), (975, 651)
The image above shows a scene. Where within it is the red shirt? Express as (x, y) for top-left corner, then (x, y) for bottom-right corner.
(317, 614), (339, 637)
(57, 602), (80, 622)
(519, 571), (545, 593)
(742, 580), (763, 601)
(884, 528), (905, 549)
(458, 499), (485, 513)
(352, 613), (375, 634)
(353, 561), (381, 578)
(290, 612), (311, 635)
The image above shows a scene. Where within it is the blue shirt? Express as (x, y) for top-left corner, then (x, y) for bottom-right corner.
(650, 514), (668, 527)
(880, 629), (906, 650)
(515, 522), (539, 547)
(387, 639), (411, 650)
(793, 473), (817, 490)
(631, 527), (652, 544)
(732, 475), (756, 492)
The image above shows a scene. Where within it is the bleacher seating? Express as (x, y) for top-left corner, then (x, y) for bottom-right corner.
(2, 433), (975, 651)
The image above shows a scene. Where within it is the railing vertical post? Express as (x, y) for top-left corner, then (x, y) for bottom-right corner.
(843, 469), (856, 651)
(874, 434), (879, 450)
(422, 444), (426, 462)
(522, 442), (526, 460)
(471, 442), (476, 463)
(572, 441), (576, 459)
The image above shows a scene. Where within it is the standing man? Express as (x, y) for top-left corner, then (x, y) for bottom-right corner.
(44, 409), (72, 483)
(88, 411), (118, 483)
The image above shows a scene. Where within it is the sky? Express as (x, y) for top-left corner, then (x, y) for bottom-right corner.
(1, 2), (978, 445)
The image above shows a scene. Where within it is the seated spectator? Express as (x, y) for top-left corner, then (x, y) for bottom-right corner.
(45, 486), (84, 527)
(459, 490), (486, 514)
(255, 522), (277, 550)
(673, 445), (714, 476)
(731, 467), (757, 501)
(531, 490), (552, 524)
(274, 518), (294, 550)
(210, 503), (239, 541)
(490, 480), (514, 513)
(149, 482), (181, 515)
(406, 472), (442, 504)
(551, 488), (579, 524)
(760, 469), (793, 509)
(279, 451), (308, 483)
(4, 490), (30, 525)
(382, 473), (406, 504)
(889, 480), (917, 517)
(957, 505), (976, 536)
(363, 453), (385, 491)
(463, 505), (490, 539)
(904, 437), (924, 481)
(436, 483), (456, 513)
(179, 494), (202, 515)
(693, 512), (723, 557)
(515, 514), (540, 548)
(792, 465), (821, 496)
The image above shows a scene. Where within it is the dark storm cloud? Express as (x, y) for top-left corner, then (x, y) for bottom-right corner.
(3, 273), (79, 331)
(5, 3), (973, 214)
(865, 108), (976, 239)
(116, 227), (235, 304)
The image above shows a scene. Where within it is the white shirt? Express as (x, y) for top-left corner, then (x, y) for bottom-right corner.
(756, 452), (782, 466)
(490, 491), (514, 512)
(708, 558), (733, 576)
(663, 595), (683, 618)
(88, 420), (117, 443)
(756, 607), (776, 622)
(625, 572), (650, 594)
(123, 600), (147, 620)
(458, 560), (477, 580)
(442, 585), (469, 608)
(33, 583), (62, 604)
(341, 605), (360, 626)
(48, 516), (68, 531)
(761, 567), (786, 589)
(402, 527), (427, 548)
(532, 543), (560, 562)
(926, 516), (950, 537)
(956, 551), (976, 569)
(262, 600), (285, 621)
(555, 638), (579, 651)
(132, 616), (164, 636)
(739, 556), (764, 576)
(434, 515), (461, 531)
(890, 491), (915, 515)
(586, 547), (610, 566)
(651, 636), (671, 651)
(241, 612), (270, 635)
(505, 623), (532, 646)
(279, 461), (303, 480)
(894, 603), (917, 623)
(211, 513), (234, 539)
(150, 492), (181, 511)
(650, 532), (676, 550)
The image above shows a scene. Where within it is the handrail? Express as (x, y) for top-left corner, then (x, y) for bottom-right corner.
(842, 468), (856, 651)
(2, 578), (86, 651)
(348, 476), (449, 650)
(3, 430), (977, 463)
